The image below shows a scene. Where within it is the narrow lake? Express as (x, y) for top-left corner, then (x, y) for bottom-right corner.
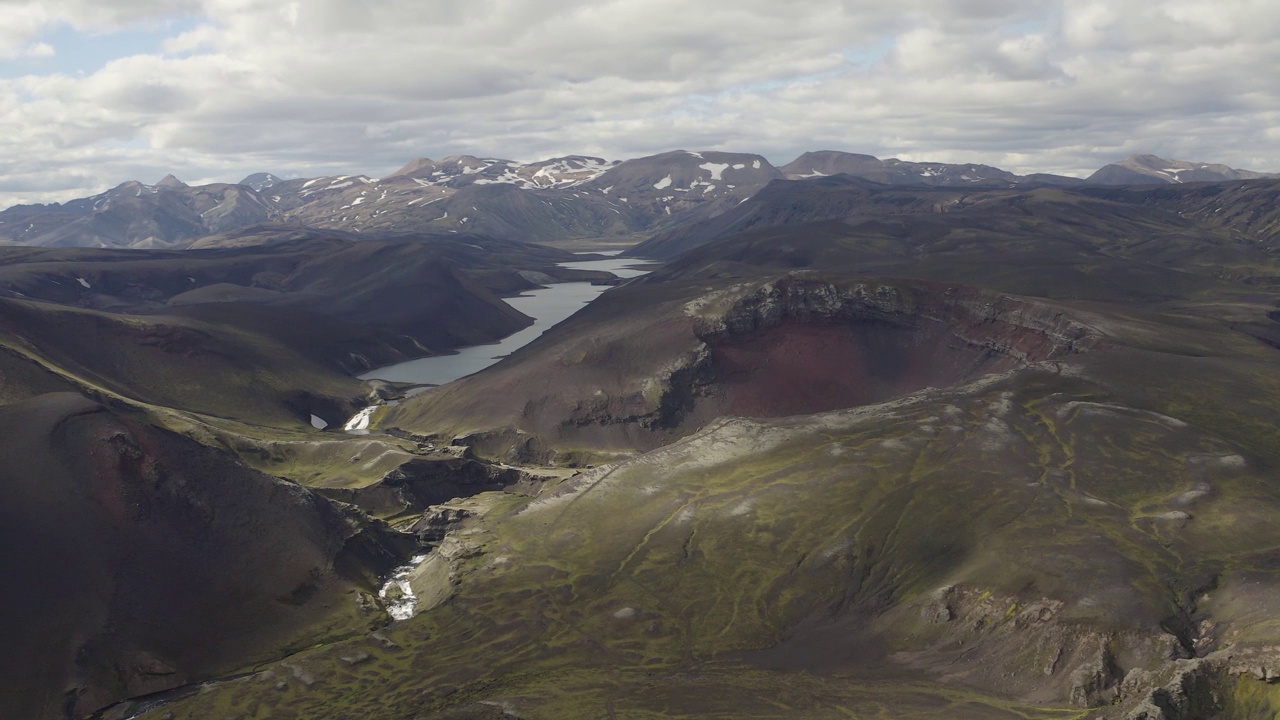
(357, 252), (653, 387)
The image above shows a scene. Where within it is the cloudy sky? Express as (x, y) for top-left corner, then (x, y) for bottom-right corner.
(1, 0), (1277, 208)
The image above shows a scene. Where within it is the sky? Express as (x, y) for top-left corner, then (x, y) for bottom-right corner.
(1, 0), (1278, 208)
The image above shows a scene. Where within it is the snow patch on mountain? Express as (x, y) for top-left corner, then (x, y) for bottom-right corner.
(700, 163), (730, 180)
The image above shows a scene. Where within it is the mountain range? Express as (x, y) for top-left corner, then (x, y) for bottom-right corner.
(3, 152), (1274, 251)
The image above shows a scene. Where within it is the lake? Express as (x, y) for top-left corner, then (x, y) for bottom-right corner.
(357, 252), (653, 386)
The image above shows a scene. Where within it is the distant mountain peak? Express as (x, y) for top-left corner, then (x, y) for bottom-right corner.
(790, 150), (881, 164)
(156, 174), (188, 189)
(1088, 154), (1278, 185)
(385, 158), (436, 179)
(239, 172), (284, 191)
(1125, 153), (1171, 163)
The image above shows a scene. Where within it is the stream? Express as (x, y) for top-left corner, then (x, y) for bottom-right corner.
(359, 251), (653, 616)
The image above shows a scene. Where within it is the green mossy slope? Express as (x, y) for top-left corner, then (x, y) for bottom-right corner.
(138, 347), (1280, 718)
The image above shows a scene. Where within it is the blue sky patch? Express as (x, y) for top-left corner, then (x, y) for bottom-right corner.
(0, 17), (201, 79)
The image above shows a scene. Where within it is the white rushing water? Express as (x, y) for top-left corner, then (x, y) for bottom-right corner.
(342, 405), (376, 432)
(378, 553), (431, 621)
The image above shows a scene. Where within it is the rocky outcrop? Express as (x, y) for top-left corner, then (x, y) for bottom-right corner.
(410, 506), (474, 544)
(895, 585), (1178, 710)
(316, 456), (549, 518)
(1122, 658), (1222, 720)
(1089, 644), (1280, 719)
(1070, 648), (1124, 707)
(1225, 645), (1280, 683)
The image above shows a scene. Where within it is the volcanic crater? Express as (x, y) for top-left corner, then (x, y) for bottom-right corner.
(684, 276), (1103, 420)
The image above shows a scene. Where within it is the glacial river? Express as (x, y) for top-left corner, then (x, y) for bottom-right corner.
(356, 252), (653, 387)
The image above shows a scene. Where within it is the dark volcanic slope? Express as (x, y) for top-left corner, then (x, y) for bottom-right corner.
(0, 234), (596, 427)
(656, 190), (1280, 302)
(0, 393), (412, 719)
(0, 233), (560, 353)
(631, 180), (1280, 291)
(1078, 178), (1280, 243)
(0, 297), (368, 426)
(630, 174), (970, 258)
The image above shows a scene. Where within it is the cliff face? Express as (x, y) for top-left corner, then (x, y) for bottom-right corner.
(705, 276), (1097, 359)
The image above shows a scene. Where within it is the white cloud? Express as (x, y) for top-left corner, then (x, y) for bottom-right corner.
(0, 0), (200, 56)
(22, 42), (55, 58)
(2, 0), (1280, 208)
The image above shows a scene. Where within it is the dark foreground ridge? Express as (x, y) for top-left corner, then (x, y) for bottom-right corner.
(0, 393), (415, 718)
